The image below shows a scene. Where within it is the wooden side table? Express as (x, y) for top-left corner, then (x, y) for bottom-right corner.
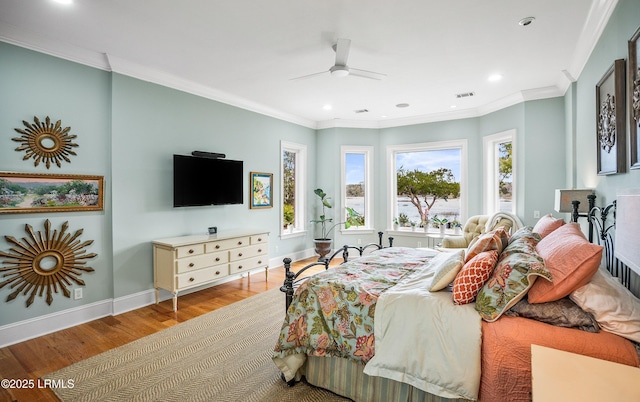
(531, 344), (640, 401)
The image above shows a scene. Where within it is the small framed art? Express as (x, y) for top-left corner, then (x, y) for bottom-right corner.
(0, 171), (104, 214)
(250, 172), (273, 209)
(595, 59), (626, 175)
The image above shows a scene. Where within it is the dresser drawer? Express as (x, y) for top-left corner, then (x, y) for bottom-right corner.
(176, 266), (229, 289)
(250, 234), (268, 245)
(175, 250), (228, 274)
(229, 255), (268, 274)
(229, 243), (267, 261)
(176, 243), (205, 259)
(206, 236), (250, 252)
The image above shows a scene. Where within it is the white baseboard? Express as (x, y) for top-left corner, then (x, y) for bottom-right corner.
(0, 259), (316, 348)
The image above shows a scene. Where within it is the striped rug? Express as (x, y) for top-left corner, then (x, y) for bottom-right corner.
(44, 288), (349, 402)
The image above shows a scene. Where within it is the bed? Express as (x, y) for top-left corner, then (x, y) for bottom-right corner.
(272, 196), (640, 402)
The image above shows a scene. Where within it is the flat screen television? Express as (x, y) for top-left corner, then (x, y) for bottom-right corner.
(173, 154), (243, 207)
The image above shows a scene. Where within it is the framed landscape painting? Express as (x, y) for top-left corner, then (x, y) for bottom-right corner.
(0, 172), (104, 214)
(250, 172), (272, 209)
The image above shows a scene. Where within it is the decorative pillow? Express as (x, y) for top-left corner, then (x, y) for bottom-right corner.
(429, 250), (465, 292)
(453, 250), (499, 305)
(508, 226), (541, 245)
(570, 269), (640, 343)
(475, 231), (552, 322)
(532, 213), (565, 238)
(464, 227), (510, 263)
(504, 296), (599, 332)
(528, 223), (602, 303)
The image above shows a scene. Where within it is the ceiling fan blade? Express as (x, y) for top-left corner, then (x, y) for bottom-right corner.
(349, 68), (386, 80)
(289, 70), (329, 81)
(334, 38), (351, 66)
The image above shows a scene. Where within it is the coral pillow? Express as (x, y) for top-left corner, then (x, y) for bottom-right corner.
(528, 223), (602, 303)
(532, 213), (565, 238)
(465, 227), (509, 263)
(453, 250), (499, 305)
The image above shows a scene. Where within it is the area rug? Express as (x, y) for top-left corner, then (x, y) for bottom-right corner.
(43, 288), (349, 402)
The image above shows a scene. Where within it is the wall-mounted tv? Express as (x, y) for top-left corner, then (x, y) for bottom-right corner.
(173, 154), (243, 207)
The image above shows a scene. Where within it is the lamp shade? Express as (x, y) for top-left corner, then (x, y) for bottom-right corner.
(554, 189), (595, 213)
(615, 188), (640, 275)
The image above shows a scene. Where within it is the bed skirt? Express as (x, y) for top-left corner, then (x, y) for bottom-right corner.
(303, 356), (472, 402)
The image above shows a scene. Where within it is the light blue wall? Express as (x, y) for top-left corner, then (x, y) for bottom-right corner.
(573, 0), (640, 206)
(0, 42), (112, 325)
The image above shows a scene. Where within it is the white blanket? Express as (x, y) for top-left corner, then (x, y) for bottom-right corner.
(363, 252), (483, 400)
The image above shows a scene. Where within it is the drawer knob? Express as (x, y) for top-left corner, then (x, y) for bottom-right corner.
(238, 241), (243, 245)
(258, 249), (262, 252)
(215, 257), (220, 262)
(258, 260), (262, 264)
(188, 249), (194, 254)
(189, 277), (195, 282)
(238, 265), (243, 269)
(189, 263), (194, 267)
(215, 244), (220, 249)
(215, 271), (221, 275)
(258, 237), (262, 241)
(238, 253), (243, 257)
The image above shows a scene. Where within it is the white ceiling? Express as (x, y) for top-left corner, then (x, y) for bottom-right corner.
(0, 0), (617, 129)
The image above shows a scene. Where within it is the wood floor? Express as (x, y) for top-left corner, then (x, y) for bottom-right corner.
(0, 258), (325, 402)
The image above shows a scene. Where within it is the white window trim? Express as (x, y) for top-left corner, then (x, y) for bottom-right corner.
(483, 129), (516, 216)
(386, 139), (468, 230)
(281, 141), (307, 238)
(340, 145), (374, 233)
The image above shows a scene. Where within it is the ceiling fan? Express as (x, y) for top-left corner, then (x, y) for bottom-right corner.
(291, 38), (386, 81)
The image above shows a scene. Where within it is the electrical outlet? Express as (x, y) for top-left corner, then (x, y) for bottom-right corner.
(74, 288), (83, 300)
(417, 241), (422, 248)
(275, 245), (279, 253)
(357, 238), (362, 245)
(534, 210), (540, 218)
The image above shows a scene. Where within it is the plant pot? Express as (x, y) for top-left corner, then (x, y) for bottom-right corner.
(313, 238), (333, 260)
(439, 226), (446, 234)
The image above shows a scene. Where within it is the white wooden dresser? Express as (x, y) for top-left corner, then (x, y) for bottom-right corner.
(153, 229), (269, 311)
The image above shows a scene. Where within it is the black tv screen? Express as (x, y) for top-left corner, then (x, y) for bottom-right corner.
(173, 155), (243, 207)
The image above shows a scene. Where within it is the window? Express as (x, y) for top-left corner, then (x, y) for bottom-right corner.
(281, 141), (307, 236)
(341, 146), (373, 231)
(387, 140), (467, 230)
(483, 130), (516, 215)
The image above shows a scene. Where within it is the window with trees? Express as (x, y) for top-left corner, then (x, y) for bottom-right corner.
(341, 146), (372, 230)
(388, 140), (467, 231)
(281, 141), (307, 235)
(483, 130), (515, 215)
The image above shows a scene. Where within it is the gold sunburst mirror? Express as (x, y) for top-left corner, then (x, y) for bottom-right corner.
(12, 116), (79, 169)
(0, 220), (97, 307)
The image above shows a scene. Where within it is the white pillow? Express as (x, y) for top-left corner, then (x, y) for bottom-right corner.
(570, 269), (640, 343)
(429, 249), (465, 292)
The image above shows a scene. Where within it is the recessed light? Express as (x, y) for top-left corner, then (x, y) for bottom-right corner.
(450, 105), (457, 109)
(322, 104), (332, 110)
(518, 17), (535, 27)
(488, 74), (503, 82)
(52, 0), (73, 4)
(396, 103), (410, 108)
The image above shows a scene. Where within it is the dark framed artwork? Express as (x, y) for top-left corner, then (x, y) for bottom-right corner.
(250, 172), (273, 209)
(0, 172), (104, 214)
(629, 26), (640, 170)
(595, 59), (626, 175)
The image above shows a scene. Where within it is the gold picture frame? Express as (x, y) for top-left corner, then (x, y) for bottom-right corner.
(595, 59), (626, 175)
(0, 172), (104, 214)
(250, 172), (273, 209)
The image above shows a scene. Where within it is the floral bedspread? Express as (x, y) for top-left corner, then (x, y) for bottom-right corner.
(272, 247), (437, 380)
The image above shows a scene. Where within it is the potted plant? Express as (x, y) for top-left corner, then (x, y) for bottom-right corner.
(451, 220), (462, 235)
(410, 220), (417, 231)
(398, 213), (409, 228)
(392, 217), (399, 230)
(432, 215), (448, 234)
(310, 188), (352, 259)
(283, 203), (294, 233)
